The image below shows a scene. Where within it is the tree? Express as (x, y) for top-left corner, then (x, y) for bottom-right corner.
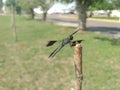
(61, 0), (105, 30)
(112, 0), (120, 9)
(16, 0), (38, 19)
(88, 0), (113, 17)
(0, 0), (3, 12)
(16, 5), (21, 15)
(37, 0), (55, 21)
(6, 0), (17, 42)
(75, 0), (105, 30)
(16, 0), (54, 20)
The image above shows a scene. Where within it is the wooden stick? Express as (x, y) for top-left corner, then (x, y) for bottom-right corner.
(11, 5), (17, 42)
(74, 43), (83, 90)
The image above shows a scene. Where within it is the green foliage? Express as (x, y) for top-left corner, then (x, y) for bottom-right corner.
(36, 0), (55, 11)
(15, 0), (55, 19)
(16, 6), (21, 15)
(59, 0), (74, 3)
(16, 0), (37, 12)
(75, 0), (104, 6)
(88, 0), (113, 10)
(16, 0), (54, 12)
(5, 0), (22, 15)
(0, 0), (3, 9)
(112, 0), (120, 9)
(6, 0), (16, 6)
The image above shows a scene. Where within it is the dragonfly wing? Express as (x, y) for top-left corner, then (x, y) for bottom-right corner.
(50, 45), (63, 57)
(49, 47), (59, 57)
(46, 40), (57, 47)
(71, 40), (84, 46)
(49, 45), (64, 58)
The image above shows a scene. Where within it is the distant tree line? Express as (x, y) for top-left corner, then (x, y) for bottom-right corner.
(0, 0), (3, 12)
(5, 0), (120, 31)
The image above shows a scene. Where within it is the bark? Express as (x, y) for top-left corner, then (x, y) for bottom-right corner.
(74, 43), (83, 90)
(76, 0), (88, 30)
(43, 11), (47, 21)
(89, 11), (93, 17)
(107, 10), (111, 18)
(30, 8), (35, 19)
(77, 5), (87, 30)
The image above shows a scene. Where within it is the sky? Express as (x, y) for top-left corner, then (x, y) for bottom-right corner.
(2, 0), (6, 3)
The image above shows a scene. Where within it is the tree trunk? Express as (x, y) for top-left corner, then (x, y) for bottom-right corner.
(11, 5), (17, 42)
(89, 11), (93, 17)
(43, 11), (47, 21)
(107, 10), (111, 18)
(76, 1), (87, 30)
(30, 8), (35, 19)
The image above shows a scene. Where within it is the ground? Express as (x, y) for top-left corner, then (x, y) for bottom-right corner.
(0, 15), (120, 90)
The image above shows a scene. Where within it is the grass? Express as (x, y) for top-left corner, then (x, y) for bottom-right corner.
(0, 15), (120, 90)
(91, 16), (119, 21)
(58, 14), (120, 21)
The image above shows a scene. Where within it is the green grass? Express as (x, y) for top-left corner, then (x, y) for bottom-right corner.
(0, 15), (120, 90)
(92, 16), (119, 21)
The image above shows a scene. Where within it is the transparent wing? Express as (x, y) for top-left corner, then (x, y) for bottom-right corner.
(49, 45), (64, 58)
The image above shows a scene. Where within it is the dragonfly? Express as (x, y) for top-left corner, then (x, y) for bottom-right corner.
(46, 28), (83, 58)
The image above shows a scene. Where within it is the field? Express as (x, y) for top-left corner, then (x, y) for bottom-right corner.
(92, 16), (119, 21)
(0, 15), (120, 90)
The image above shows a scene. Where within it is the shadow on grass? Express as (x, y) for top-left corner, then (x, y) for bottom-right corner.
(88, 27), (120, 35)
(94, 37), (120, 46)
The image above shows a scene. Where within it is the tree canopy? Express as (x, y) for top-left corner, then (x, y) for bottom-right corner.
(16, 0), (38, 13)
(88, 0), (113, 10)
(5, 0), (119, 30)
(112, 0), (120, 9)
(0, 0), (3, 10)
(6, 0), (16, 6)
(36, 0), (55, 20)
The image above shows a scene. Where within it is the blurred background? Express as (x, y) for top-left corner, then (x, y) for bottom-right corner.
(0, 0), (120, 90)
